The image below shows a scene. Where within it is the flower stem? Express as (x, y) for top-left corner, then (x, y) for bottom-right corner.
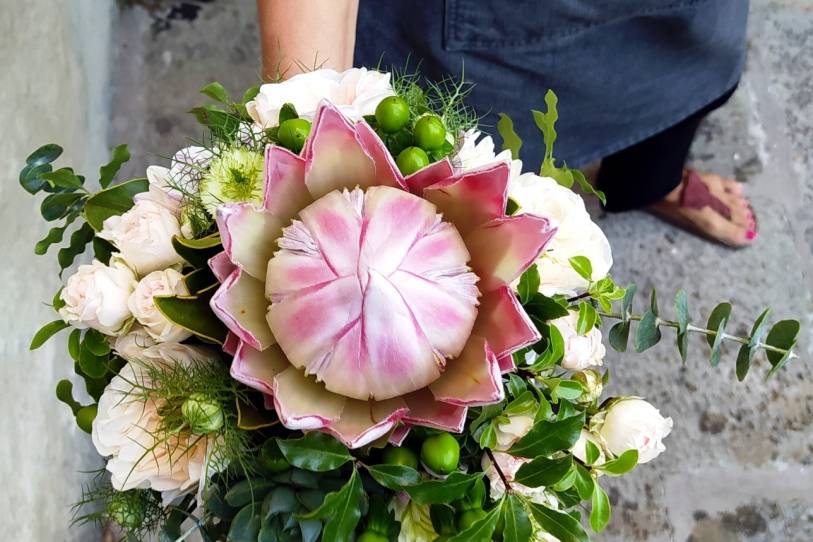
(485, 448), (512, 492)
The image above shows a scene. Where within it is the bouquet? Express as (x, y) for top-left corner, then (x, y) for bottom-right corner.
(21, 67), (802, 542)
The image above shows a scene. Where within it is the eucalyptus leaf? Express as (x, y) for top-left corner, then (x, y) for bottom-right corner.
(765, 319), (801, 378)
(41, 192), (84, 221)
(621, 284), (636, 322)
(608, 321), (630, 352)
(736, 308), (771, 381)
(705, 302), (732, 348)
(634, 310), (661, 352)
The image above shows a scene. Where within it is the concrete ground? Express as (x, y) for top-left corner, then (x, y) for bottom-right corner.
(1, 1), (810, 540)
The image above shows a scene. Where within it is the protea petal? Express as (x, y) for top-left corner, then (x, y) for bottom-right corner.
(210, 269), (275, 350)
(217, 204), (283, 280)
(266, 275), (363, 374)
(388, 424), (411, 446)
(399, 221), (471, 277)
(405, 158), (454, 195)
(359, 186), (438, 280)
(390, 270), (477, 359)
(265, 251), (336, 299)
(302, 102), (377, 199)
(272, 367), (345, 430)
(472, 286), (540, 358)
(326, 397), (407, 449)
(465, 214), (556, 292)
(263, 145), (312, 222)
(498, 355), (515, 373)
(402, 388), (467, 432)
(298, 190), (362, 277)
(209, 251), (236, 283)
(429, 336), (503, 406)
(231, 342), (288, 395)
(222, 331), (240, 356)
(423, 162), (509, 235)
(355, 121), (407, 190)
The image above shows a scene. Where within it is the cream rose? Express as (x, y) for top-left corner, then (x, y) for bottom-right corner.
(92, 361), (215, 502)
(112, 327), (215, 366)
(494, 412), (535, 451)
(509, 172), (612, 297)
(128, 269), (191, 343)
(482, 451), (555, 503)
(99, 183), (184, 276)
(59, 258), (137, 336)
(570, 429), (606, 465)
(246, 67), (394, 128)
(552, 311), (606, 371)
(598, 398), (673, 464)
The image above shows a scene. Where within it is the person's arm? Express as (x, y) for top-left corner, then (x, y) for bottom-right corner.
(257, 0), (359, 81)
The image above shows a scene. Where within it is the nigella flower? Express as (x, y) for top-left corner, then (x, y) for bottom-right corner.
(208, 102), (556, 448)
(199, 148), (265, 215)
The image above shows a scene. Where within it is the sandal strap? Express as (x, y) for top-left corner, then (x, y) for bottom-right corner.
(679, 169), (732, 220)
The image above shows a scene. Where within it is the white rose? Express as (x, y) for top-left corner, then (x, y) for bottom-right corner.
(552, 312), (606, 371)
(598, 398), (673, 464)
(128, 269), (192, 343)
(92, 361), (217, 502)
(482, 451), (552, 503)
(99, 184), (184, 276)
(246, 67), (394, 128)
(494, 412), (535, 451)
(59, 258), (137, 336)
(509, 172), (612, 297)
(570, 429), (606, 465)
(112, 327), (215, 366)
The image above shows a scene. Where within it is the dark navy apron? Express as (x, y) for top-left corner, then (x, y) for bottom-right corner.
(355, 0), (748, 171)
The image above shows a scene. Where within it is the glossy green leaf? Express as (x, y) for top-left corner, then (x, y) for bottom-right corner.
(584, 441), (601, 466)
(41, 168), (84, 190)
(576, 302), (597, 335)
(298, 467), (364, 542)
(447, 501), (502, 542)
(184, 267), (218, 294)
(225, 480), (276, 508)
(227, 503), (261, 542)
(568, 256), (592, 282)
(263, 486), (298, 517)
(590, 484), (611, 532)
(99, 144), (131, 188)
(55, 379), (82, 415)
(82, 329), (111, 356)
(200, 82), (231, 104)
(67, 329), (81, 361)
(277, 432), (353, 472)
(34, 216), (75, 255)
(30, 319), (70, 350)
(41, 192), (84, 221)
(92, 237), (115, 264)
(596, 449), (638, 476)
(497, 112), (523, 160)
(508, 413), (585, 458)
(571, 168), (606, 206)
(517, 264), (540, 304)
(153, 287), (227, 344)
(57, 222), (95, 270)
(19, 162), (52, 194)
(634, 310), (661, 352)
(78, 346), (108, 379)
(528, 502), (589, 542)
(26, 143), (63, 167)
(83, 177), (149, 230)
(572, 463), (595, 501)
(279, 102), (299, 123)
(189, 104), (241, 140)
(242, 85), (261, 104)
(405, 471), (483, 505)
(365, 464), (421, 491)
(172, 234), (223, 269)
(524, 293), (570, 320)
(765, 319), (801, 378)
(502, 493), (533, 542)
(514, 456), (572, 488)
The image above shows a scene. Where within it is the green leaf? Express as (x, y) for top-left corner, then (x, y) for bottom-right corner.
(497, 113), (523, 160)
(99, 144), (131, 188)
(153, 287), (228, 344)
(571, 168), (606, 206)
(765, 319), (801, 378)
(506, 197), (520, 215)
(30, 320), (70, 350)
(263, 486), (298, 517)
(634, 310), (661, 352)
(189, 104), (241, 140)
(67, 329), (81, 361)
(477, 420), (499, 449)
(533, 90), (559, 164)
(55, 379), (82, 415)
(736, 308), (771, 381)
(57, 222), (95, 270)
(41, 168), (84, 190)
(621, 284), (636, 323)
(517, 265), (540, 304)
(674, 290), (689, 334)
(596, 449), (638, 476)
(92, 237), (115, 264)
(706, 302), (732, 367)
(78, 345), (108, 379)
(83, 329), (111, 356)
(26, 143), (63, 167)
(524, 293), (569, 320)
(228, 503), (261, 542)
(568, 256), (592, 282)
(508, 413), (585, 458)
(608, 322), (631, 352)
(572, 463), (595, 501)
(584, 441), (601, 466)
(41, 192), (84, 221)
(171, 234), (223, 269)
(364, 464), (421, 491)
(528, 502), (589, 542)
(200, 82), (231, 104)
(183, 267), (218, 295)
(649, 288), (659, 316)
(242, 85), (261, 104)
(19, 163), (52, 194)
(225, 480), (276, 508)
(514, 456), (572, 488)
(83, 177), (149, 230)
(575, 303), (597, 335)
(299, 467), (364, 542)
(279, 103), (299, 123)
(34, 215), (76, 255)
(502, 494), (533, 542)
(447, 502), (501, 542)
(590, 484), (611, 532)
(276, 432), (353, 472)
(405, 471), (483, 505)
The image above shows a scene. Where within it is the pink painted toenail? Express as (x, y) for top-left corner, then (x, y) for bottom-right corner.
(746, 230), (757, 241)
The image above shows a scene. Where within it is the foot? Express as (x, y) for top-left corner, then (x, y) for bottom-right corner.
(649, 170), (757, 248)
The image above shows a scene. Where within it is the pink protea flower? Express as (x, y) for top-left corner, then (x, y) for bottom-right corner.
(208, 102), (556, 448)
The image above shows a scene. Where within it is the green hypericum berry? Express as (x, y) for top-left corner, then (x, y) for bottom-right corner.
(357, 532), (389, 542)
(258, 438), (290, 473)
(182, 393), (224, 434)
(278, 118), (312, 153)
(457, 507), (488, 531)
(375, 96), (410, 133)
(396, 146), (430, 176)
(413, 115), (446, 150)
(420, 432), (460, 475)
(108, 491), (146, 530)
(75, 404), (97, 434)
(382, 445), (419, 469)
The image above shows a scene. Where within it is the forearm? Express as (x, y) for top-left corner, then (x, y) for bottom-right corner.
(257, 0), (359, 81)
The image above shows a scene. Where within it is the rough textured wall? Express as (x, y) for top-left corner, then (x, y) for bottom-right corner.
(0, 0), (113, 540)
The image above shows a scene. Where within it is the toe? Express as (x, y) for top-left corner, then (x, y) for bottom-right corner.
(700, 208), (755, 247)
